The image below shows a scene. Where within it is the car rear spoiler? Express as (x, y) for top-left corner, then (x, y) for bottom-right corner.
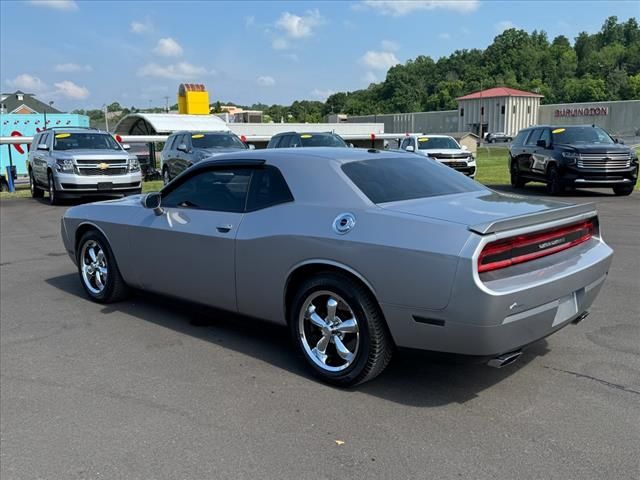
(468, 202), (598, 235)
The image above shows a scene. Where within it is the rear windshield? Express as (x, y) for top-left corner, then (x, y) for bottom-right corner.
(53, 133), (121, 151)
(300, 134), (347, 147)
(418, 137), (459, 150)
(191, 133), (246, 149)
(342, 156), (483, 204)
(551, 126), (614, 145)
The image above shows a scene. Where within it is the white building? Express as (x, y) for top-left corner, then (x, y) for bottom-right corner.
(456, 87), (543, 137)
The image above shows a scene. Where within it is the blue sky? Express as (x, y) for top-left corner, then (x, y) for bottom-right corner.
(1, 0), (636, 111)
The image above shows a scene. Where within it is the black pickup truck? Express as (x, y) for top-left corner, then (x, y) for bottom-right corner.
(509, 125), (638, 196)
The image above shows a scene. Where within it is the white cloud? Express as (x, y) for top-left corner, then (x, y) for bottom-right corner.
(153, 37), (183, 57)
(137, 62), (215, 80)
(245, 15), (256, 28)
(438, 32), (451, 40)
(362, 71), (378, 84)
(257, 76), (276, 87)
(276, 9), (323, 38)
(53, 80), (89, 99)
(130, 18), (153, 34)
(495, 20), (516, 32)
(310, 88), (335, 100)
(359, 0), (479, 16)
(6, 73), (47, 92)
(272, 38), (289, 50)
(54, 63), (92, 72)
(381, 39), (399, 52)
(28, 0), (78, 11)
(360, 50), (399, 70)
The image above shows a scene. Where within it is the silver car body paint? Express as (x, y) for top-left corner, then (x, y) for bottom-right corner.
(61, 148), (613, 357)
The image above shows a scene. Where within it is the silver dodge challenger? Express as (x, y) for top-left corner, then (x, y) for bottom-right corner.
(61, 148), (613, 386)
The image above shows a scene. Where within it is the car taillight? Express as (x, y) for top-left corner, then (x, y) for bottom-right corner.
(478, 219), (596, 273)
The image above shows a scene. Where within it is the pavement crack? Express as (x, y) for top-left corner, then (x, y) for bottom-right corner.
(544, 366), (640, 395)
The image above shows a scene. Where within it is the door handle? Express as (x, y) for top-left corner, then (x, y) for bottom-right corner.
(216, 224), (233, 233)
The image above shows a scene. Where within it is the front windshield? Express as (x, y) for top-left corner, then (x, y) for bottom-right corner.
(53, 132), (122, 151)
(191, 133), (246, 149)
(551, 126), (614, 145)
(418, 137), (460, 150)
(300, 134), (347, 147)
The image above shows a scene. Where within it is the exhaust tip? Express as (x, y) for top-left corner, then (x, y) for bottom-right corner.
(572, 311), (589, 325)
(487, 350), (522, 368)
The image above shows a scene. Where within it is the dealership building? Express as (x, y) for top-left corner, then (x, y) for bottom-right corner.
(346, 88), (640, 138)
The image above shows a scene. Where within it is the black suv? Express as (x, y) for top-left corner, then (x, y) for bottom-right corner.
(266, 132), (347, 148)
(509, 125), (638, 196)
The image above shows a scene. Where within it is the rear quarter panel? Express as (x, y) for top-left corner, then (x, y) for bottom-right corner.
(235, 203), (472, 325)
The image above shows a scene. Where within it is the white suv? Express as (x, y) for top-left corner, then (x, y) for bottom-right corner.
(28, 128), (142, 205)
(400, 134), (476, 178)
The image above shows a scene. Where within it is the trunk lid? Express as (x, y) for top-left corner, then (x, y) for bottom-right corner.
(379, 190), (597, 234)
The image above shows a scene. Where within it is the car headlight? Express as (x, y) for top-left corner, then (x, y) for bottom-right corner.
(561, 151), (579, 165)
(128, 157), (140, 172)
(468, 155), (476, 164)
(55, 158), (74, 173)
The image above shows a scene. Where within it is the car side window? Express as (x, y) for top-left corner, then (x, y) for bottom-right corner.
(289, 135), (302, 148)
(512, 130), (528, 147)
(165, 135), (177, 151)
(400, 138), (410, 149)
(525, 129), (543, 146)
(162, 168), (252, 212)
(40, 133), (50, 148)
(278, 135), (290, 148)
(539, 128), (551, 147)
(246, 166), (294, 211)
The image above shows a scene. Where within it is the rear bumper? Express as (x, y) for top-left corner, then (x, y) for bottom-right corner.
(381, 238), (613, 356)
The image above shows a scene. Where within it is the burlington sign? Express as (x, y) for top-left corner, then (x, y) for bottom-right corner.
(554, 106), (609, 117)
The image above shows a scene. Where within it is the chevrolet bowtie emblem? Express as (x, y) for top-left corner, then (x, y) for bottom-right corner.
(98, 162), (109, 170)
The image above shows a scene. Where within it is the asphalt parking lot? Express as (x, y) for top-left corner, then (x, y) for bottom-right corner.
(1, 188), (639, 480)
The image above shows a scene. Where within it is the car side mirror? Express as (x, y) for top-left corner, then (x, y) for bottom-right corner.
(614, 138), (624, 144)
(348, 143), (355, 148)
(536, 139), (548, 149)
(177, 143), (188, 153)
(405, 145), (415, 152)
(461, 145), (469, 151)
(37, 144), (49, 151)
(121, 144), (131, 150)
(248, 144), (255, 150)
(141, 192), (164, 215)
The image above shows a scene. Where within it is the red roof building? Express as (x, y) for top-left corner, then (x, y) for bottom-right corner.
(456, 87), (543, 137)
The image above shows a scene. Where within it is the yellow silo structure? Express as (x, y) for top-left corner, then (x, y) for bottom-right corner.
(177, 83), (210, 115)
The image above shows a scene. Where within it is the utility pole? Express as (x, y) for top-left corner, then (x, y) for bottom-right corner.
(103, 104), (109, 132)
(164, 96), (169, 113)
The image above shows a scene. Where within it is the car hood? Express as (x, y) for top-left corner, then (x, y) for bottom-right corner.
(198, 147), (246, 155)
(54, 149), (130, 160)
(379, 189), (569, 228)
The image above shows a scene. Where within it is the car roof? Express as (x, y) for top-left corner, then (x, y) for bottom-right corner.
(43, 127), (106, 134)
(193, 147), (407, 170)
(172, 130), (235, 136)
(272, 131), (339, 137)
(409, 134), (453, 138)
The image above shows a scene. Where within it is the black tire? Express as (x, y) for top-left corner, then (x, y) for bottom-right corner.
(48, 171), (61, 205)
(546, 164), (563, 195)
(612, 184), (634, 196)
(289, 272), (393, 387)
(510, 161), (526, 188)
(0, 178), (6, 192)
(76, 230), (129, 303)
(30, 170), (44, 198)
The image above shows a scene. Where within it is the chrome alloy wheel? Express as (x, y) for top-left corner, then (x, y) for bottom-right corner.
(298, 291), (360, 372)
(80, 240), (108, 295)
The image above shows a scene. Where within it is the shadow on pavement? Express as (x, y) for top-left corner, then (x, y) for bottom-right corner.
(46, 272), (551, 407)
